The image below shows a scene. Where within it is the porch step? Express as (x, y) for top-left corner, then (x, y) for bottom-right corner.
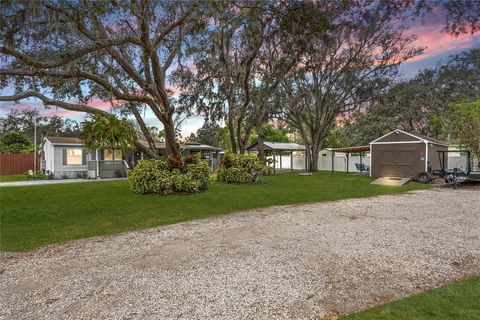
(371, 177), (411, 186)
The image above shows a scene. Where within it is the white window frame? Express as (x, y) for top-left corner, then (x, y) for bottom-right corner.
(65, 148), (83, 166)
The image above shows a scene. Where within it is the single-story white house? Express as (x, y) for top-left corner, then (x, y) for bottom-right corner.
(42, 137), (221, 179)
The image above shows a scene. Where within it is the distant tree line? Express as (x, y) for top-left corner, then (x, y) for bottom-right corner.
(1, 0), (478, 170)
(325, 49), (480, 147)
(0, 109), (82, 148)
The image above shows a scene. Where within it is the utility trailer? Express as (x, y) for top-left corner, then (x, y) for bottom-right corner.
(432, 150), (480, 188)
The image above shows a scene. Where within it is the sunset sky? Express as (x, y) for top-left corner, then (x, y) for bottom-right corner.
(1, 7), (479, 137)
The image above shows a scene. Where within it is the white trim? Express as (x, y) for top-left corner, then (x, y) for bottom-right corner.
(45, 137), (83, 146)
(369, 129), (449, 146)
(52, 143), (84, 146)
(369, 130), (407, 144)
(395, 129), (427, 141)
(369, 143), (372, 177)
(369, 129), (421, 143)
(371, 141), (423, 145)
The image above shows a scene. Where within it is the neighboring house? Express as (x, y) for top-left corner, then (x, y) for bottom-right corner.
(42, 137), (221, 179)
(42, 137), (124, 179)
(135, 140), (222, 170)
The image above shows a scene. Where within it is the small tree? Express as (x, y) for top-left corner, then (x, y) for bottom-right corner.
(446, 100), (480, 168)
(0, 131), (33, 154)
(81, 114), (137, 154)
(249, 124), (290, 145)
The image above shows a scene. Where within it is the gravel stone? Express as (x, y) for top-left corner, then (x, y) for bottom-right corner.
(1, 187), (479, 319)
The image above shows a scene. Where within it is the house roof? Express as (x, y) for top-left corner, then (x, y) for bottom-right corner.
(247, 141), (306, 151)
(370, 129), (449, 146)
(138, 140), (221, 151)
(45, 136), (83, 145)
(45, 136), (220, 151)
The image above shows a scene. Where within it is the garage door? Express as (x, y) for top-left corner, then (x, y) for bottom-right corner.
(379, 149), (417, 177)
(396, 150), (417, 177)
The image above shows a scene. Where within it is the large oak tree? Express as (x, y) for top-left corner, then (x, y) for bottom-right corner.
(0, 0), (207, 158)
(175, 0), (333, 159)
(274, 1), (421, 171)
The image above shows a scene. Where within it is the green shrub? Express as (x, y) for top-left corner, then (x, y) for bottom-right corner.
(172, 171), (200, 193)
(186, 161), (212, 190)
(127, 156), (211, 195)
(217, 153), (269, 184)
(25, 172), (54, 180)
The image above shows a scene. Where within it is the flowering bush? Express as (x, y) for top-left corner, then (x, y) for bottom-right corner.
(128, 156), (211, 195)
(217, 153), (269, 184)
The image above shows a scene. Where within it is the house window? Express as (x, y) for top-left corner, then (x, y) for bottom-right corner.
(114, 150), (122, 161)
(66, 148), (83, 165)
(104, 149), (123, 161)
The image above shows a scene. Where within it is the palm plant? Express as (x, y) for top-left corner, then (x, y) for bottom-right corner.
(81, 114), (137, 153)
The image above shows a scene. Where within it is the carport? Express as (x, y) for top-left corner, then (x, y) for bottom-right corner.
(326, 146), (371, 173)
(247, 141), (307, 173)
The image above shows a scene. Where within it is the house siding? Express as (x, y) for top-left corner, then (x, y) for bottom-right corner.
(52, 144), (92, 178)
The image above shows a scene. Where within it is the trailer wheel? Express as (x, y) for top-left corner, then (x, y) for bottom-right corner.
(415, 171), (432, 183)
(445, 174), (457, 185)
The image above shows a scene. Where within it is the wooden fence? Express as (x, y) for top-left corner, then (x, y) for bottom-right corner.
(0, 154), (40, 175)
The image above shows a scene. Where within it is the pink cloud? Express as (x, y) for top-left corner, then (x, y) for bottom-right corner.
(402, 5), (479, 63)
(406, 26), (476, 62)
(0, 97), (114, 119)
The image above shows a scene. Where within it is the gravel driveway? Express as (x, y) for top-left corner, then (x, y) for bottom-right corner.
(1, 188), (479, 319)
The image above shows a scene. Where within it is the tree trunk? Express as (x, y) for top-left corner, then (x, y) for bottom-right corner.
(227, 114), (237, 154)
(309, 143), (321, 172)
(238, 125), (253, 155)
(130, 104), (157, 153)
(310, 148), (319, 172)
(256, 121), (265, 161)
(135, 141), (160, 159)
(161, 115), (181, 157)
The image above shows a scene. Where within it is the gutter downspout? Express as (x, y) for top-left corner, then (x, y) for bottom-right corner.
(369, 143), (372, 177)
(424, 141), (429, 172)
(96, 149), (100, 178)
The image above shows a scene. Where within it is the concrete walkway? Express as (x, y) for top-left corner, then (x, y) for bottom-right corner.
(0, 178), (127, 187)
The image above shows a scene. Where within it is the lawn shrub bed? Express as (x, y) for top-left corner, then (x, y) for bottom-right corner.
(217, 153), (269, 183)
(128, 155), (211, 194)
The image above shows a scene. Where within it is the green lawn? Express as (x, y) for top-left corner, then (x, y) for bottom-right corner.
(0, 174), (27, 182)
(342, 277), (480, 320)
(0, 172), (428, 252)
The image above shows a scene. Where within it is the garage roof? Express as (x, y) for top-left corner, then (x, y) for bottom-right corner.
(370, 129), (449, 146)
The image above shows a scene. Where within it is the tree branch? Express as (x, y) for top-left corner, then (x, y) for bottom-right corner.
(0, 91), (109, 115)
(153, 13), (190, 48)
(0, 68), (154, 104)
(0, 37), (142, 69)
